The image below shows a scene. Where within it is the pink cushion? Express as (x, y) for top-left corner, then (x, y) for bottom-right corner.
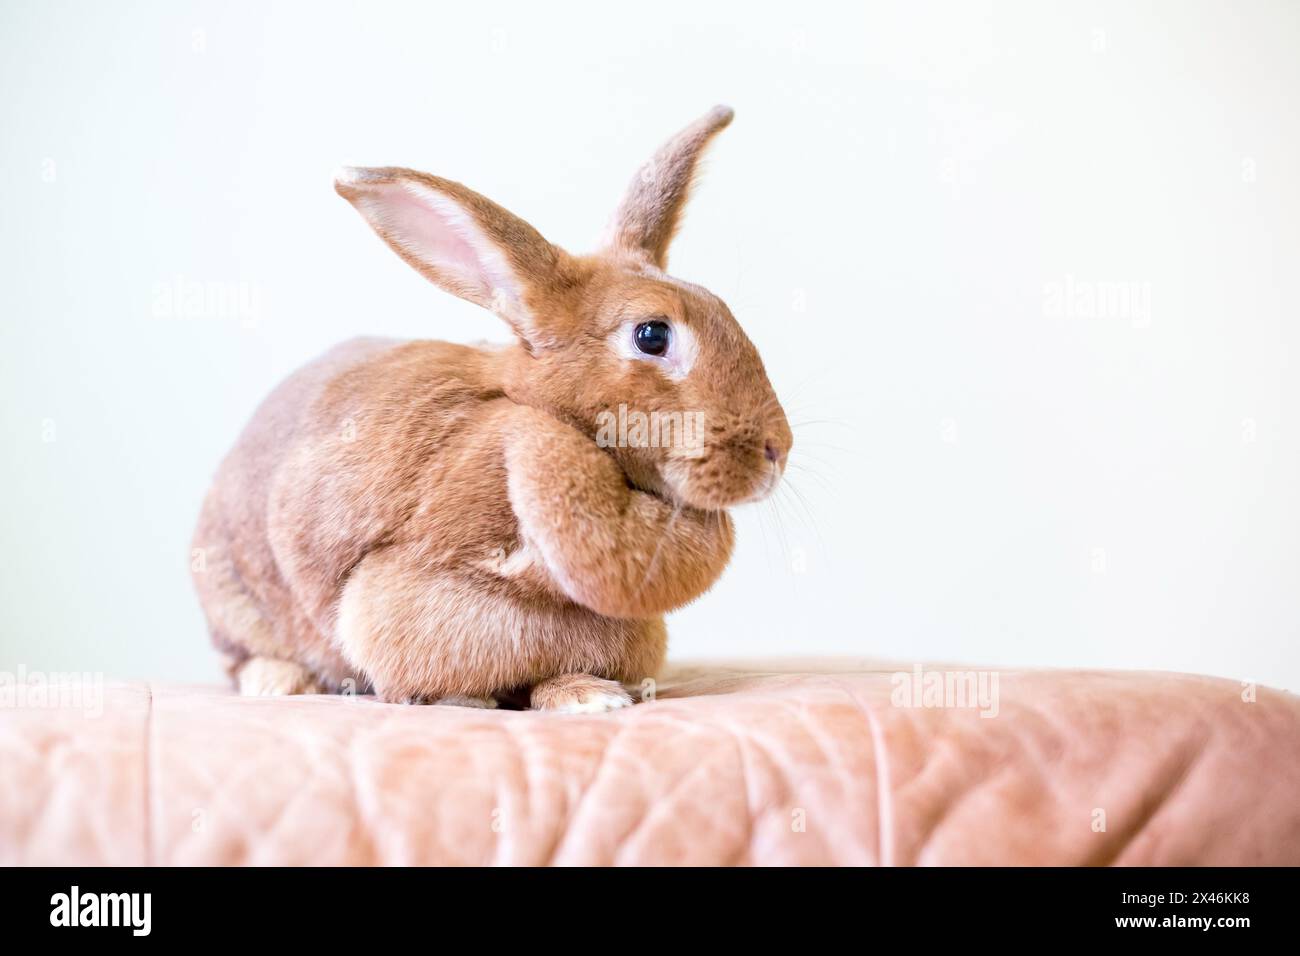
(3, 661), (1297, 865)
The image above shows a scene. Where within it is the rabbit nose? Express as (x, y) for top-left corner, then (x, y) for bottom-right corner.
(763, 439), (785, 464)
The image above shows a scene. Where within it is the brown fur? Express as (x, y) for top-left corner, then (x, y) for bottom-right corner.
(191, 107), (790, 711)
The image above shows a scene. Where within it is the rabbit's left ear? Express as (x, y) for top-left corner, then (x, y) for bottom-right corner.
(601, 105), (734, 269)
(335, 166), (561, 345)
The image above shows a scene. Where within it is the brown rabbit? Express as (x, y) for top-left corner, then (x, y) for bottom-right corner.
(191, 106), (791, 712)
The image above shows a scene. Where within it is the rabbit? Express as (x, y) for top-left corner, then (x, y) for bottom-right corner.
(191, 106), (791, 713)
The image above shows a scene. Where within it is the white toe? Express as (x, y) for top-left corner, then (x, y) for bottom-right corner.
(551, 690), (634, 714)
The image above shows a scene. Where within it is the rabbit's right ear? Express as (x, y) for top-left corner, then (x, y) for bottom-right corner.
(602, 105), (734, 269)
(335, 167), (561, 345)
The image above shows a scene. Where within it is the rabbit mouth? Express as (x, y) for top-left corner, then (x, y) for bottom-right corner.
(735, 461), (784, 504)
(659, 453), (784, 510)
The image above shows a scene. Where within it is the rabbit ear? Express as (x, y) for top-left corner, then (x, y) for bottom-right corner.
(335, 166), (560, 343)
(601, 105), (734, 269)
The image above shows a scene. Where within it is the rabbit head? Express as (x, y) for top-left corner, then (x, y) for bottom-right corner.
(335, 105), (790, 511)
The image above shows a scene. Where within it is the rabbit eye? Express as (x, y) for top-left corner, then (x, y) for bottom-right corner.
(634, 319), (671, 357)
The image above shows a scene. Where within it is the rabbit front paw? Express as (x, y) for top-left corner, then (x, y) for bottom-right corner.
(237, 657), (324, 696)
(529, 674), (634, 714)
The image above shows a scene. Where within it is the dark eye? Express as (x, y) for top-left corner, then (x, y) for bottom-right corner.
(634, 319), (671, 357)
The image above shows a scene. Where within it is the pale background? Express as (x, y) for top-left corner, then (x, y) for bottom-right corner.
(2, 0), (1297, 690)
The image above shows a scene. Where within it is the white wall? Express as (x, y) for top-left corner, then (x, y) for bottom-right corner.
(2, 0), (1297, 690)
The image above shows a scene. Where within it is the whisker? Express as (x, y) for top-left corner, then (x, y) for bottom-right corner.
(785, 461), (835, 494)
(765, 494), (792, 574)
(778, 475), (825, 551)
(787, 448), (841, 472)
(631, 498), (683, 601)
(788, 419), (854, 431)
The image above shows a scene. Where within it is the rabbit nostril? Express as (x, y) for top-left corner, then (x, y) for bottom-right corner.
(764, 440), (783, 463)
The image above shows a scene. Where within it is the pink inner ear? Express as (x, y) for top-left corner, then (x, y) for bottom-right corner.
(361, 182), (504, 300)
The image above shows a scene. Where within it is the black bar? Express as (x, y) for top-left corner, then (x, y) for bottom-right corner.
(0, 866), (1287, 940)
